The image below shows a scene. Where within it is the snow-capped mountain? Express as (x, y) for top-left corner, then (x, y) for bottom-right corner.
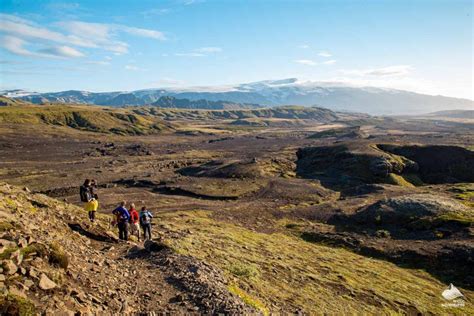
(4, 79), (473, 115)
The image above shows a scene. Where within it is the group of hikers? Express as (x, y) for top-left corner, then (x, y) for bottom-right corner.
(80, 179), (153, 241)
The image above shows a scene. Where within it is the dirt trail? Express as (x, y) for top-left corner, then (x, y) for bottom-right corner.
(0, 183), (256, 314)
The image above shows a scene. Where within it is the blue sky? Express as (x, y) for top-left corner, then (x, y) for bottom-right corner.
(0, 0), (472, 99)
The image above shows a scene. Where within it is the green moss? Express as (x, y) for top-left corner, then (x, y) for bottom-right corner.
(386, 173), (415, 187)
(456, 192), (474, 200)
(21, 243), (48, 258)
(0, 104), (173, 135)
(160, 211), (474, 314)
(375, 230), (391, 238)
(402, 173), (424, 186)
(0, 294), (36, 316)
(228, 262), (260, 279)
(0, 247), (18, 260)
(434, 213), (473, 226)
(5, 197), (17, 209)
(48, 243), (69, 269)
(228, 284), (268, 314)
(449, 184), (474, 207)
(0, 221), (14, 232)
(285, 222), (302, 229)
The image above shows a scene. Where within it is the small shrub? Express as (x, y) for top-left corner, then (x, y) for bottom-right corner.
(374, 214), (382, 224)
(0, 221), (14, 232)
(48, 243), (69, 269)
(375, 230), (391, 238)
(21, 243), (48, 258)
(285, 223), (300, 229)
(228, 262), (260, 279)
(0, 294), (36, 315)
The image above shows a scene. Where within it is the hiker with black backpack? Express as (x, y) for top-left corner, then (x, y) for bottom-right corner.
(112, 201), (131, 241)
(80, 179), (92, 207)
(139, 206), (153, 241)
(90, 179), (98, 196)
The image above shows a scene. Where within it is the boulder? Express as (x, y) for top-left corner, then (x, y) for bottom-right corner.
(39, 273), (57, 290)
(144, 240), (169, 252)
(3, 260), (17, 275)
(369, 157), (392, 177)
(353, 194), (471, 227)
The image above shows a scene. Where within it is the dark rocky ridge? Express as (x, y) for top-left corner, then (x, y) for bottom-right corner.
(153, 96), (261, 109)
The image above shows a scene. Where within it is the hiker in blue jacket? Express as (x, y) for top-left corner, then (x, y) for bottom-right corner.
(112, 201), (130, 240)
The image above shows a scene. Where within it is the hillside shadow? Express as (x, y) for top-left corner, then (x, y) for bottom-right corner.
(68, 223), (117, 243)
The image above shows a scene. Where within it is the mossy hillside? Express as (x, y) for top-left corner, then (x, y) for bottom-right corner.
(0, 104), (173, 135)
(134, 105), (338, 122)
(355, 194), (474, 231)
(386, 173), (415, 187)
(307, 126), (365, 139)
(159, 210), (474, 314)
(0, 96), (29, 107)
(297, 143), (439, 188)
(450, 183), (474, 208)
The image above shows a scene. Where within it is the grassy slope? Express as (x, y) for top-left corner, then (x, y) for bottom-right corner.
(0, 185), (472, 314)
(134, 105), (338, 122)
(0, 96), (30, 106)
(160, 210), (473, 314)
(0, 104), (173, 135)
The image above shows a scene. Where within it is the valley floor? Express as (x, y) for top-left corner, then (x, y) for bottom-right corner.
(0, 115), (473, 314)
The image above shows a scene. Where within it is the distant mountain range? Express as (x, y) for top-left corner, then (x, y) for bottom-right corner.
(152, 96), (261, 109)
(2, 78), (472, 115)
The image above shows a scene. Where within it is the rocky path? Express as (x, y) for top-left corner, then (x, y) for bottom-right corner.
(0, 183), (256, 314)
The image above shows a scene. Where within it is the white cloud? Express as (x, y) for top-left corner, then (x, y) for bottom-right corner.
(341, 65), (413, 77)
(294, 59), (317, 66)
(39, 45), (84, 57)
(1, 35), (83, 58)
(1, 36), (33, 56)
(0, 14), (91, 47)
(322, 59), (337, 65)
(299, 44), (310, 49)
(318, 51), (332, 57)
(0, 14), (165, 57)
(121, 26), (166, 40)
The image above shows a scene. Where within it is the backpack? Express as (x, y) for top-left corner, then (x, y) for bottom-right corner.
(80, 186), (90, 202)
(140, 212), (151, 225)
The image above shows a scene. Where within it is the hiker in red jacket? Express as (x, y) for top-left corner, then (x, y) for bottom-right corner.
(128, 203), (140, 241)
